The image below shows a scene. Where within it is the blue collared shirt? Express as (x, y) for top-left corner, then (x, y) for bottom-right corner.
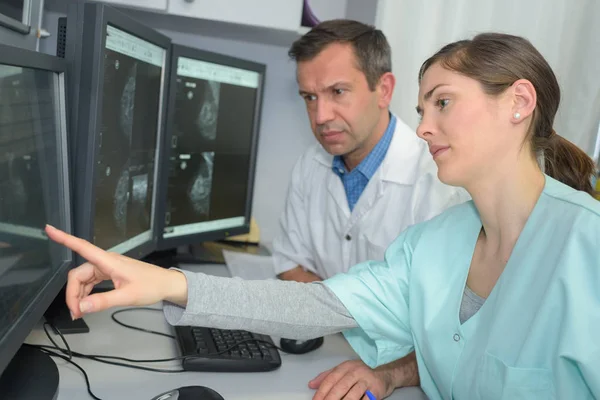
(332, 114), (396, 211)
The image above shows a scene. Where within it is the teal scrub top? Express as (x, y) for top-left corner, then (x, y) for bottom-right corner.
(325, 175), (600, 399)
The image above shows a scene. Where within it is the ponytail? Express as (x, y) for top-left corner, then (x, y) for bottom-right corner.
(535, 130), (596, 196)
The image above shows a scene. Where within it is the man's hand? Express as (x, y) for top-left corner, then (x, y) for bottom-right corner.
(309, 352), (420, 399)
(278, 265), (322, 282)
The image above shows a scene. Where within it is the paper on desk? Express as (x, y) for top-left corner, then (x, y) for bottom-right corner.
(222, 250), (277, 280)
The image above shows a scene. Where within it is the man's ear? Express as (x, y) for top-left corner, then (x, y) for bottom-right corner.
(377, 72), (395, 109)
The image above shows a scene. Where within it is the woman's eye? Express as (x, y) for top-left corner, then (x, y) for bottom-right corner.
(437, 99), (450, 110)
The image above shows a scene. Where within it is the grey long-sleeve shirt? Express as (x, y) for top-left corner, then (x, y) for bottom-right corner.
(162, 269), (358, 340)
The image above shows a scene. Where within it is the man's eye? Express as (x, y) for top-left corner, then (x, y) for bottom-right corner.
(333, 88), (346, 95)
(304, 94), (317, 101)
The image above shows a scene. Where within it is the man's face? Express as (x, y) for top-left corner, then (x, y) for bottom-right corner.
(297, 43), (385, 158)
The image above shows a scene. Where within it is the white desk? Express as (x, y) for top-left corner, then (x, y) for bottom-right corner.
(26, 264), (427, 400)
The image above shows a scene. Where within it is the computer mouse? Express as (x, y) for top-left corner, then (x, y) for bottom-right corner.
(151, 385), (224, 400)
(279, 336), (324, 354)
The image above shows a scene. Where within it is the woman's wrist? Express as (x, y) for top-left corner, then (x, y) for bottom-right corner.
(162, 269), (189, 306)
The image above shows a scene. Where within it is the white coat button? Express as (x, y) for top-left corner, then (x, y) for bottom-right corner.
(453, 333), (460, 342)
(345, 234), (352, 241)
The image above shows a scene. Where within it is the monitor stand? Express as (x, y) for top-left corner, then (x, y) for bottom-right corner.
(144, 241), (271, 267)
(182, 240), (270, 265)
(0, 345), (59, 399)
(44, 287), (90, 335)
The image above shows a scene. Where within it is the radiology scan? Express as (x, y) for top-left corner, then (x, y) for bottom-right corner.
(196, 80), (220, 141)
(93, 27), (163, 251)
(163, 58), (262, 236)
(165, 151), (215, 228)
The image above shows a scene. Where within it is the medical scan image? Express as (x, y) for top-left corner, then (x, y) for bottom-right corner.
(112, 165), (129, 234)
(119, 62), (137, 146)
(163, 61), (260, 235)
(93, 37), (162, 250)
(196, 80), (220, 141)
(187, 152), (214, 216)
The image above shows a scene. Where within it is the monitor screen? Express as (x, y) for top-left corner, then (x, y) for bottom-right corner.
(0, 62), (70, 355)
(92, 25), (166, 253)
(162, 54), (262, 240)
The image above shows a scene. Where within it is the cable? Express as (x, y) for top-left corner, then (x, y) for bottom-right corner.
(23, 340), (102, 400)
(111, 307), (176, 339)
(26, 307), (286, 399)
(111, 307), (285, 353)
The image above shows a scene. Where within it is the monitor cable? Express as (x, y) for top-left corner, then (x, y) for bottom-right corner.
(26, 307), (285, 399)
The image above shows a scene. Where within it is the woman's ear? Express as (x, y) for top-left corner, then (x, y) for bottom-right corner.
(510, 79), (536, 124)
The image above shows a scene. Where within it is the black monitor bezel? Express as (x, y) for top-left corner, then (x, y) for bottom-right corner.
(67, 2), (171, 261)
(0, 44), (73, 376)
(155, 44), (266, 250)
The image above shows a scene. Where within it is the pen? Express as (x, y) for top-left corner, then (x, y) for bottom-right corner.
(365, 390), (376, 400)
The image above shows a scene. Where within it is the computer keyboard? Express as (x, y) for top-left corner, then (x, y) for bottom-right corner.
(174, 325), (282, 372)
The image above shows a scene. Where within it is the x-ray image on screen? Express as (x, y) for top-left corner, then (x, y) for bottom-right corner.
(187, 152), (214, 216)
(165, 152), (214, 228)
(176, 77), (222, 149)
(93, 25), (165, 251)
(112, 165), (129, 234)
(196, 80), (219, 141)
(119, 62), (137, 146)
(162, 55), (261, 238)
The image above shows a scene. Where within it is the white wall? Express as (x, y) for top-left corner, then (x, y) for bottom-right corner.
(376, 0), (600, 156)
(308, 0), (348, 22)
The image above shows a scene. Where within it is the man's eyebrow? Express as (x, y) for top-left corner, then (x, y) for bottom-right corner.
(298, 81), (351, 96)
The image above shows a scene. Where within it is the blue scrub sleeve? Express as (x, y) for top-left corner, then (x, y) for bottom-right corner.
(324, 232), (414, 368)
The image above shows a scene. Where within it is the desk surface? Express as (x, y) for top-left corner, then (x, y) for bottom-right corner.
(26, 264), (427, 400)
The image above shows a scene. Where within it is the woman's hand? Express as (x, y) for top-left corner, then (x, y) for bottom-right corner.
(45, 225), (188, 319)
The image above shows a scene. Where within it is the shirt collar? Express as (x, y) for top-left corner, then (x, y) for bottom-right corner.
(331, 114), (397, 178)
(316, 113), (427, 185)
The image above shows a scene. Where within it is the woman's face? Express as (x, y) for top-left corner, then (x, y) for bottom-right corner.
(416, 63), (516, 187)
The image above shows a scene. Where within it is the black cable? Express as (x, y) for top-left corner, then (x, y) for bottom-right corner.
(43, 322), (72, 359)
(110, 307), (175, 339)
(26, 307), (287, 399)
(22, 343), (101, 400)
(110, 307), (286, 354)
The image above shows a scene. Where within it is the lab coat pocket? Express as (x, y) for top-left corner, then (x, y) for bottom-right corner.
(477, 352), (555, 400)
(364, 237), (387, 262)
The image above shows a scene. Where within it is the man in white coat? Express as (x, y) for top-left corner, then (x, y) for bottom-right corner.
(274, 20), (467, 283)
(271, 20), (469, 400)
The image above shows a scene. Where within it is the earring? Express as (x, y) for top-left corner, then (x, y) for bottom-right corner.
(514, 112), (521, 119)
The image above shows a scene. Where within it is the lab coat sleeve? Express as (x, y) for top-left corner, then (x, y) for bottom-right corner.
(272, 155), (317, 276)
(324, 227), (417, 368)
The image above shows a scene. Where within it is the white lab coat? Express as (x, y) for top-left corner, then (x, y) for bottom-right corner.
(272, 116), (469, 279)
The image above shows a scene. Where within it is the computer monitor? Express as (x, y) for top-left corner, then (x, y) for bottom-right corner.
(0, 44), (72, 399)
(155, 45), (265, 251)
(59, 2), (171, 262)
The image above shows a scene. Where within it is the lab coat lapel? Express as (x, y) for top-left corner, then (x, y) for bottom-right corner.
(350, 118), (423, 226)
(327, 168), (351, 217)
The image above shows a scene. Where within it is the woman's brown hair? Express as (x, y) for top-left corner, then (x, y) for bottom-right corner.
(419, 33), (596, 196)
